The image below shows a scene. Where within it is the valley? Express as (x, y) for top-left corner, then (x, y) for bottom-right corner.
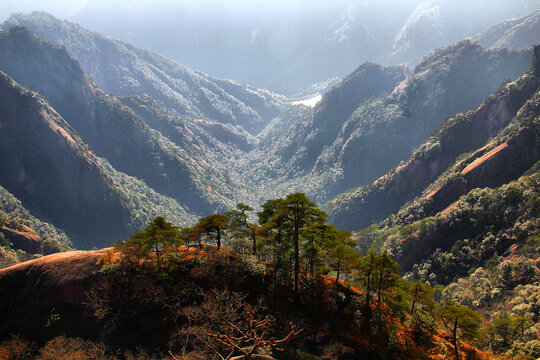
(0, 4), (539, 360)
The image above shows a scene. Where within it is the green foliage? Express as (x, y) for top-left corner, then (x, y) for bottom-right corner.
(195, 213), (229, 249)
(115, 216), (180, 270)
(0, 186), (71, 250)
(438, 300), (482, 359)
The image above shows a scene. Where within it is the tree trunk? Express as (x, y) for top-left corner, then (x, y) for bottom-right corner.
(155, 245), (160, 270)
(309, 253), (314, 275)
(452, 318), (459, 360)
(377, 267), (384, 310)
(335, 260), (341, 284)
(251, 229), (257, 255)
(410, 298), (417, 318)
(217, 228), (221, 249)
(293, 205), (299, 301)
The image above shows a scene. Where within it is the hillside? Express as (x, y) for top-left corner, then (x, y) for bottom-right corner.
(244, 41), (533, 204)
(0, 184), (72, 267)
(350, 162), (540, 357)
(321, 48), (540, 358)
(0, 185), (70, 247)
(327, 45), (540, 231)
(0, 71), (195, 248)
(0, 11), (289, 135)
(0, 235), (490, 360)
(0, 26), (246, 216)
(475, 10), (540, 50)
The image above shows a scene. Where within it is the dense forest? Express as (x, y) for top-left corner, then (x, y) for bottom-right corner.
(0, 195), (489, 359)
(1, 188), (538, 359)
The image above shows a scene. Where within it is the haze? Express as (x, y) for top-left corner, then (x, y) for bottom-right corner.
(1, 0), (539, 95)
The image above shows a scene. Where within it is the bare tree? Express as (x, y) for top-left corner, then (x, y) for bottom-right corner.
(172, 302), (302, 360)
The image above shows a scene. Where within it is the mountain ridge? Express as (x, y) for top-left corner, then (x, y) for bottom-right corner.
(0, 70), (196, 248)
(1, 11), (289, 135)
(327, 46), (540, 230)
(0, 26), (247, 216)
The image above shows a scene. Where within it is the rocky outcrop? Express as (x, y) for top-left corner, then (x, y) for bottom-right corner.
(425, 116), (540, 216)
(533, 44), (540, 74)
(0, 250), (106, 339)
(0, 226), (41, 253)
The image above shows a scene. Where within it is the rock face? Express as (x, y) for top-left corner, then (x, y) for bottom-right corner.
(1, 12), (288, 135)
(422, 93), (540, 217)
(0, 250), (106, 339)
(327, 47), (540, 231)
(0, 226), (41, 253)
(0, 71), (134, 247)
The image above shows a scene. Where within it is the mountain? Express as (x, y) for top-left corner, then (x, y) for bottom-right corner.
(327, 45), (540, 231)
(1, 11), (289, 135)
(334, 45), (540, 271)
(382, 86), (540, 274)
(474, 10), (540, 50)
(0, 13), (536, 251)
(0, 26), (246, 216)
(0, 70), (195, 248)
(69, 1), (422, 95)
(244, 41), (533, 204)
(384, 1), (539, 65)
(65, 1), (539, 94)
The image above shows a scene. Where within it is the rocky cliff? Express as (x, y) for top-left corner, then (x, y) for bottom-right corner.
(328, 45), (540, 231)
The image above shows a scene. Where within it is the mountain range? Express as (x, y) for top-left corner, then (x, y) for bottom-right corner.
(0, 10), (538, 252)
(0, 6), (539, 360)
(66, 0), (540, 95)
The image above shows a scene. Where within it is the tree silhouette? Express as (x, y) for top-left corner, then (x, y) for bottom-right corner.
(438, 300), (482, 360)
(197, 214), (229, 249)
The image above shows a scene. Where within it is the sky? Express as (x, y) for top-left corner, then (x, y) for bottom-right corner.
(0, 0), (88, 21)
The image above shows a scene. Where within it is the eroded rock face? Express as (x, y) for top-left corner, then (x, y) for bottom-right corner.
(427, 127), (540, 216)
(0, 250), (107, 339)
(327, 48), (540, 231)
(0, 71), (132, 247)
(0, 226), (41, 253)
